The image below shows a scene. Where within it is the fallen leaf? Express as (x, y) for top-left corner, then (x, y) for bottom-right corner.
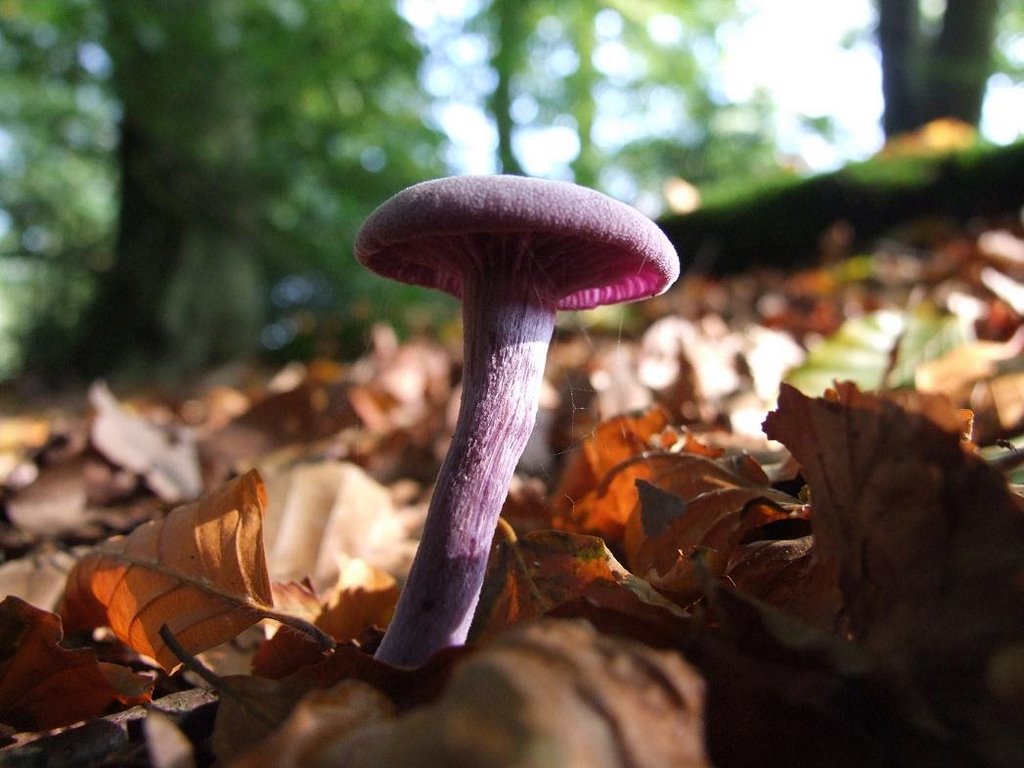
(763, 382), (1024, 764)
(254, 558), (398, 679)
(270, 620), (708, 768)
(589, 343), (655, 419)
(914, 333), (1024, 399)
(0, 596), (152, 731)
(639, 315), (743, 407)
(0, 547), (76, 612)
(213, 644), (463, 764)
(89, 382), (202, 504)
(987, 370), (1024, 432)
(60, 471), (277, 672)
(978, 229), (1024, 267)
(5, 457), (90, 536)
(619, 448), (806, 607)
(981, 266), (1024, 314)
(261, 460), (422, 590)
(785, 308), (966, 396)
(316, 558), (397, 645)
(200, 378), (357, 472)
(550, 405), (675, 540)
(232, 680), (396, 768)
(472, 528), (689, 642)
(724, 536), (841, 629)
(143, 709), (196, 768)
(682, 579), (961, 767)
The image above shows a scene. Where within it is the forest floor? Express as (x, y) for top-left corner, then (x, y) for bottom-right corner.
(1, 211), (1023, 766)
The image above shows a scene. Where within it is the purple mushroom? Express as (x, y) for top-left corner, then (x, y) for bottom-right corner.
(355, 175), (679, 666)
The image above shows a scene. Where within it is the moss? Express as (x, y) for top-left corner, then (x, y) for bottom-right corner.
(660, 140), (1024, 274)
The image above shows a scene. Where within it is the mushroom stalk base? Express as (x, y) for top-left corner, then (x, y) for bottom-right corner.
(374, 280), (556, 667)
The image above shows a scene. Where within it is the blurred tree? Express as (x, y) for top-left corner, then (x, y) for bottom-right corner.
(472, 0), (778, 201)
(877, 0), (1002, 136)
(1, 0), (443, 381)
(485, 0), (529, 176)
(0, 0), (117, 379)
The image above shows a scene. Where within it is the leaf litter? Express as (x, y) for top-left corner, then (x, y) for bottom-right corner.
(0, 223), (1024, 765)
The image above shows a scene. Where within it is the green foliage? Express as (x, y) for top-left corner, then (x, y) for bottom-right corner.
(784, 306), (967, 396)
(2, 0), (1019, 381)
(0, 0), (117, 377)
(468, 0), (778, 199)
(1, 0), (446, 380)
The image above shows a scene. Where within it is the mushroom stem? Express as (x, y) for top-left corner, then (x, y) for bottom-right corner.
(374, 275), (556, 666)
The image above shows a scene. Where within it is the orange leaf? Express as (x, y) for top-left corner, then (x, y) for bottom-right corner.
(472, 529), (688, 641)
(214, 645), (464, 764)
(624, 458), (776, 561)
(725, 537), (841, 629)
(0, 596), (152, 731)
(763, 383), (1024, 752)
(551, 406), (670, 540)
(254, 559), (398, 679)
(60, 470), (275, 672)
(621, 452), (804, 604)
(237, 621), (708, 768)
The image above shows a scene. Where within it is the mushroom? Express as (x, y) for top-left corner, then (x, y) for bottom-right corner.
(355, 175), (679, 666)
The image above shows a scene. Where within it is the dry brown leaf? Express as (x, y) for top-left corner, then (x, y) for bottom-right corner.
(261, 460), (422, 590)
(472, 528), (689, 643)
(724, 536), (841, 630)
(267, 620), (708, 768)
(551, 406), (675, 540)
(5, 457), (90, 536)
(589, 343), (655, 418)
(232, 680), (396, 768)
(683, 580), (959, 767)
(625, 465), (789, 556)
(60, 471), (276, 672)
(348, 329), (452, 431)
(987, 371), (1024, 432)
(316, 557), (398, 644)
(639, 315), (743, 407)
(763, 382), (1024, 765)
(213, 644), (463, 764)
(0, 596), (152, 731)
(269, 579), (323, 625)
(618, 448), (807, 609)
(0, 547), (77, 613)
(143, 709), (196, 768)
(253, 558), (398, 679)
(89, 381), (202, 504)
(200, 378), (357, 472)
(914, 335), (1023, 398)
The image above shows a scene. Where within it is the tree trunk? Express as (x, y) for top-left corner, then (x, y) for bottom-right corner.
(568, 6), (599, 188)
(487, 0), (527, 176)
(74, 0), (263, 377)
(922, 0), (999, 126)
(876, 0), (1000, 138)
(73, 99), (185, 376)
(877, 0), (920, 136)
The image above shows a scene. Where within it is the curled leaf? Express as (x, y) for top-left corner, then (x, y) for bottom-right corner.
(764, 382), (1024, 763)
(249, 620), (708, 768)
(89, 381), (202, 503)
(61, 471), (277, 672)
(0, 596), (152, 731)
(472, 528), (688, 642)
(551, 406), (671, 540)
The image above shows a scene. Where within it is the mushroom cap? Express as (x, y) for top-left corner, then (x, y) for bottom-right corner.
(354, 175), (679, 311)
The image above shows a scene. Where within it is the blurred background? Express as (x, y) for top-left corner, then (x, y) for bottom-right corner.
(0, 0), (1021, 385)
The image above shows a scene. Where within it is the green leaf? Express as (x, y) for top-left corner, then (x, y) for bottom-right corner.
(784, 307), (967, 395)
(785, 310), (906, 395)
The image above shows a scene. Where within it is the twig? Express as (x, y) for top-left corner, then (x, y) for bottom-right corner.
(158, 624), (279, 728)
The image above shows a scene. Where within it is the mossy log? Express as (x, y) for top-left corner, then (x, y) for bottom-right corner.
(658, 140), (1024, 274)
